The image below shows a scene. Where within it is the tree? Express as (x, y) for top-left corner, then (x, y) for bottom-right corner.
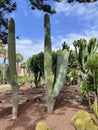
(0, 0), (16, 44)
(0, 42), (7, 63)
(0, 42), (8, 84)
(29, 52), (44, 87)
(16, 53), (23, 76)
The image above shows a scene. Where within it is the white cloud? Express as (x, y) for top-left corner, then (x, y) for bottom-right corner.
(16, 38), (44, 61)
(55, 1), (98, 20)
(52, 29), (98, 51)
(14, 28), (98, 62)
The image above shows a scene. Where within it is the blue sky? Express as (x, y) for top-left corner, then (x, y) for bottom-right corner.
(3, 0), (98, 62)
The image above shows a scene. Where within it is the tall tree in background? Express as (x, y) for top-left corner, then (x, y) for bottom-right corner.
(16, 53), (23, 76)
(0, 0), (16, 44)
(0, 42), (7, 84)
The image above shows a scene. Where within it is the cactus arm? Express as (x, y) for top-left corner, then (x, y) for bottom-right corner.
(53, 49), (69, 97)
(44, 14), (53, 95)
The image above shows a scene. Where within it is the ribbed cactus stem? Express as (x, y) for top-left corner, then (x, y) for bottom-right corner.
(8, 18), (18, 119)
(8, 18), (17, 83)
(44, 14), (53, 95)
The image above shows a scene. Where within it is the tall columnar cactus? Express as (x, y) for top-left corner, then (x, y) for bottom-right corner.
(44, 14), (69, 114)
(44, 14), (53, 95)
(8, 18), (19, 119)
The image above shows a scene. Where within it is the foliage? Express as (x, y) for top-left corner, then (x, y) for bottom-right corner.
(81, 74), (94, 93)
(0, 0), (17, 44)
(92, 102), (98, 119)
(29, 0), (97, 15)
(29, 0), (62, 14)
(29, 52), (44, 86)
(17, 75), (34, 85)
(0, 42), (7, 63)
(71, 110), (98, 130)
(16, 53), (24, 75)
(66, 50), (78, 85)
(16, 53), (23, 64)
(73, 38), (98, 104)
(29, 51), (57, 87)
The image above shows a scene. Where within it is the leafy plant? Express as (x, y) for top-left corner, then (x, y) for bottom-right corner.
(17, 75), (34, 85)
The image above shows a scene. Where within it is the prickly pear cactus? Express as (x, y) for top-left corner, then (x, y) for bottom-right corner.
(53, 49), (69, 97)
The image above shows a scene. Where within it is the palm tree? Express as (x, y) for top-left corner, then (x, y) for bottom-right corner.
(0, 42), (7, 63)
(16, 53), (23, 76)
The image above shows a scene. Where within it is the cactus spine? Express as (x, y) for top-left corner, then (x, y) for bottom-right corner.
(44, 14), (69, 114)
(8, 18), (19, 119)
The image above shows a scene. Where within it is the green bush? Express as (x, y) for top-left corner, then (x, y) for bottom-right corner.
(71, 110), (98, 130)
(17, 75), (34, 85)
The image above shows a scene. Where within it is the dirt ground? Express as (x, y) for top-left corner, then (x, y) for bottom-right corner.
(0, 84), (97, 130)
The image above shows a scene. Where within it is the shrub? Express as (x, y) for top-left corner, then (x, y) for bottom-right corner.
(17, 75), (34, 85)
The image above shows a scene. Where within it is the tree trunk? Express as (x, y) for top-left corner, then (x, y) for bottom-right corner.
(12, 85), (19, 119)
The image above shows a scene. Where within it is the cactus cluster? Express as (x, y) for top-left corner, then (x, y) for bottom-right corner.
(71, 110), (98, 130)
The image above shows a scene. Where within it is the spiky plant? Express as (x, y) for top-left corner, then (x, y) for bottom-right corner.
(7, 18), (19, 119)
(44, 14), (69, 114)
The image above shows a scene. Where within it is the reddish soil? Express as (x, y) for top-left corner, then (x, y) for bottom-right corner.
(0, 84), (97, 130)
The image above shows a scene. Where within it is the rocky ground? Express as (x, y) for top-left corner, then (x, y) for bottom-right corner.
(0, 84), (97, 130)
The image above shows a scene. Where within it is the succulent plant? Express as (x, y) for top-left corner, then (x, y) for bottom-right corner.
(71, 110), (98, 130)
(44, 14), (69, 114)
(6, 18), (19, 119)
